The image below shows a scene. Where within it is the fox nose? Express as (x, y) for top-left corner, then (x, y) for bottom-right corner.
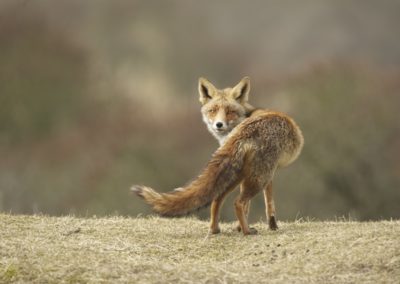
(216, 122), (223, 129)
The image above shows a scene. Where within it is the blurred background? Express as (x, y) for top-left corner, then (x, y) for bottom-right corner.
(1, 0), (399, 221)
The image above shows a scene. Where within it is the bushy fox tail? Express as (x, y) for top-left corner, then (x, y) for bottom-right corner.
(131, 143), (246, 217)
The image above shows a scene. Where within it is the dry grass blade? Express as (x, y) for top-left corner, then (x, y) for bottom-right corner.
(0, 214), (399, 283)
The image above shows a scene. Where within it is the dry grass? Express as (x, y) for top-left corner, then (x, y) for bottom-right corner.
(0, 214), (399, 283)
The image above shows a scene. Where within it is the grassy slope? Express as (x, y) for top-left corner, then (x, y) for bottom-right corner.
(0, 214), (399, 283)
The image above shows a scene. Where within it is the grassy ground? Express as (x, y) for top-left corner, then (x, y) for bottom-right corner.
(0, 214), (399, 283)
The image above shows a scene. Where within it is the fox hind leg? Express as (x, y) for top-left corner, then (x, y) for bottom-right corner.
(234, 180), (263, 235)
(264, 182), (278, 230)
(236, 183), (251, 232)
(209, 186), (235, 234)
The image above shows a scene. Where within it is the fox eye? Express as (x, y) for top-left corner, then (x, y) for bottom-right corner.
(226, 109), (236, 115)
(208, 108), (217, 114)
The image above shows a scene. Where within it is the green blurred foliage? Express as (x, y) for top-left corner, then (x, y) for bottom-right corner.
(0, 11), (87, 146)
(274, 66), (400, 220)
(0, 1), (399, 221)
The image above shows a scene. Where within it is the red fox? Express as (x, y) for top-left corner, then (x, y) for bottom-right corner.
(132, 77), (304, 235)
(199, 77), (278, 232)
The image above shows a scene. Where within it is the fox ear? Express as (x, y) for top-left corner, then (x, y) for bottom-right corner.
(198, 77), (217, 105)
(232, 76), (250, 103)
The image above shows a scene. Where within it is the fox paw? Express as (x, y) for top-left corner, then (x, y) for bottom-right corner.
(210, 227), (221, 234)
(244, 227), (258, 235)
(269, 216), (278, 230)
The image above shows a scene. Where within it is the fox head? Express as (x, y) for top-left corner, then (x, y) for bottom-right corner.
(198, 77), (254, 145)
